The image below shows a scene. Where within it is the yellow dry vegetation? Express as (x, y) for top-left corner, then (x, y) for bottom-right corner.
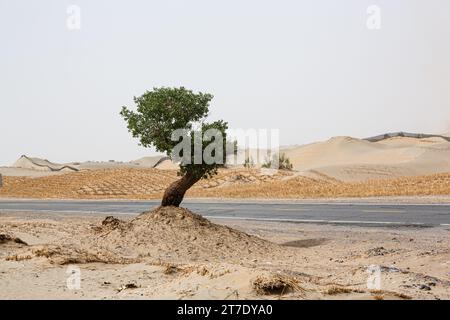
(0, 169), (176, 199)
(0, 168), (449, 199)
(188, 172), (450, 198)
(0, 168), (292, 199)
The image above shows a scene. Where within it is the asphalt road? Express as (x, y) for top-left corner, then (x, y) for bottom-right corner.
(0, 199), (449, 227)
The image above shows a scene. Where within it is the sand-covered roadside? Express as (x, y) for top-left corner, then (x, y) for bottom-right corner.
(0, 209), (448, 300)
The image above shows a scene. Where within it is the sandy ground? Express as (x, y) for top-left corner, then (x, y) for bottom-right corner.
(0, 209), (448, 300)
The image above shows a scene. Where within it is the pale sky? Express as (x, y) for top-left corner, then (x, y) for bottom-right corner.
(1, 0), (449, 165)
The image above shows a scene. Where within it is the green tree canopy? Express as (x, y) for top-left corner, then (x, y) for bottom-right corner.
(121, 87), (229, 206)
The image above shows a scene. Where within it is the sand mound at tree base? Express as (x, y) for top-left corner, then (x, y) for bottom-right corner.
(92, 206), (284, 263)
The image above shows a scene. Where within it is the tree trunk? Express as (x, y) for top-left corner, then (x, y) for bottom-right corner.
(161, 172), (201, 207)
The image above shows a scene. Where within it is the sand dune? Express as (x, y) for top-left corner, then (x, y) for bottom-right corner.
(282, 136), (450, 181)
(12, 155), (78, 173)
(130, 156), (169, 167)
(364, 132), (450, 142)
(75, 156), (169, 170)
(154, 159), (179, 170)
(3, 133), (450, 182)
(2, 155), (177, 177)
(376, 136), (448, 147)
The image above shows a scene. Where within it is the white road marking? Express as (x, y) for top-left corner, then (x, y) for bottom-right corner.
(362, 210), (405, 213)
(0, 209), (133, 215)
(205, 216), (427, 226)
(274, 208), (311, 211)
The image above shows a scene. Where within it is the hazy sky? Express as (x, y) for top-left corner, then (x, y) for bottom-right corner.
(1, 0), (450, 165)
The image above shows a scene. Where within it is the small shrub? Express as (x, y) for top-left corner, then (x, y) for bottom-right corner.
(244, 157), (255, 168)
(262, 153), (293, 170)
(252, 274), (304, 296)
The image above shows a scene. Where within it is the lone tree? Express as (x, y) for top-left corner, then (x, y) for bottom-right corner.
(121, 87), (229, 207)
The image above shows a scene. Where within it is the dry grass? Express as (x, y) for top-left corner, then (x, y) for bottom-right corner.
(252, 274), (305, 296)
(0, 168), (292, 199)
(189, 172), (450, 198)
(323, 286), (365, 295)
(163, 264), (181, 275)
(0, 168), (177, 199)
(0, 168), (449, 199)
(369, 290), (412, 300)
(5, 244), (134, 265)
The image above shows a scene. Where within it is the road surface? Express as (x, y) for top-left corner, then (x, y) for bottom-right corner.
(0, 199), (449, 227)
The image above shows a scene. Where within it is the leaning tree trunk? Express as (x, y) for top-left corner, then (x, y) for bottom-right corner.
(161, 172), (202, 207)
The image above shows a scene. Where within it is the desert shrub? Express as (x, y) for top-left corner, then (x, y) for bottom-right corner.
(252, 274), (304, 295)
(262, 153), (293, 170)
(244, 156), (255, 168)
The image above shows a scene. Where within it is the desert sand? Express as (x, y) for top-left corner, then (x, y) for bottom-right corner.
(2, 134), (450, 184)
(0, 208), (448, 300)
(282, 135), (450, 181)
